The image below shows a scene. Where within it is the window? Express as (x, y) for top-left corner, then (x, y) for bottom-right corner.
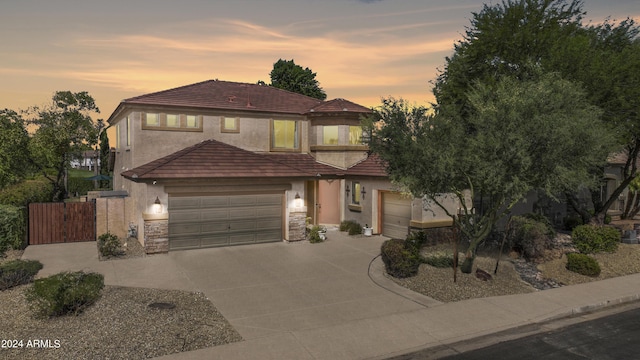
(272, 120), (298, 150)
(323, 126), (339, 145)
(186, 115), (198, 128)
(166, 114), (179, 127)
(221, 117), (239, 133)
(142, 112), (203, 132)
(115, 124), (120, 148)
(145, 113), (159, 126)
(351, 181), (361, 205)
(125, 116), (131, 146)
(349, 126), (363, 145)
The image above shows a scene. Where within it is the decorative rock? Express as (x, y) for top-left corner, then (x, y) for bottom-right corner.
(475, 268), (492, 281)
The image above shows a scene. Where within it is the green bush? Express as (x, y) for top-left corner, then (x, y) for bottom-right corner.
(67, 176), (95, 197)
(308, 225), (324, 243)
(572, 225), (620, 254)
(25, 271), (104, 317)
(423, 251), (458, 268)
(566, 253), (601, 277)
(97, 232), (122, 257)
(380, 239), (420, 278)
(563, 215), (583, 231)
(509, 216), (553, 261)
(339, 220), (362, 235)
(522, 213), (556, 238)
(404, 231), (428, 257)
(0, 259), (43, 290)
(0, 204), (26, 254)
(0, 177), (53, 207)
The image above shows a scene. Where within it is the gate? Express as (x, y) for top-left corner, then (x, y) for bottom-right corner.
(28, 202), (96, 245)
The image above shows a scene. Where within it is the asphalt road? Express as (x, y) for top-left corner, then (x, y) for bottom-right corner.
(390, 302), (640, 360)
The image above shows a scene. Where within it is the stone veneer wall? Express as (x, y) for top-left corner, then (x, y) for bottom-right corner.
(144, 219), (169, 253)
(288, 210), (307, 241)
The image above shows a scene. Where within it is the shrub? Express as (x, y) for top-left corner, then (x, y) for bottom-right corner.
(0, 177), (53, 207)
(25, 271), (104, 317)
(67, 176), (95, 197)
(339, 220), (363, 235)
(572, 225), (620, 254)
(522, 213), (556, 238)
(380, 239), (420, 278)
(509, 216), (553, 261)
(423, 251), (458, 268)
(308, 225), (324, 243)
(563, 215), (583, 231)
(0, 259), (43, 290)
(0, 204), (26, 254)
(404, 231), (428, 257)
(97, 232), (122, 257)
(566, 253), (601, 277)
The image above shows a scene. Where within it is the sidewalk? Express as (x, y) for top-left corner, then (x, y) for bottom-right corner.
(22, 230), (640, 360)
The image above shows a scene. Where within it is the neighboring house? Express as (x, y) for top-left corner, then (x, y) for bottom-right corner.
(70, 150), (100, 170)
(107, 80), (459, 253)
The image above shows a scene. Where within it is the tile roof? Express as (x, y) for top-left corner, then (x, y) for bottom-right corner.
(120, 80), (322, 115)
(344, 154), (388, 177)
(122, 139), (387, 181)
(108, 80), (371, 123)
(309, 98), (372, 114)
(122, 140), (319, 180)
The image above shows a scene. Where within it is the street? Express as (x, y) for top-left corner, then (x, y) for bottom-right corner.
(391, 302), (640, 360)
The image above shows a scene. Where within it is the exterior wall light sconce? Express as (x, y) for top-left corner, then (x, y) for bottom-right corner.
(153, 196), (162, 214)
(294, 192), (303, 208)
(361, 186), (366, 200)
(345, 184), (350, 197)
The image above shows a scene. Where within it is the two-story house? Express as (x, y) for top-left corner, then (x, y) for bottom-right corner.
(107, 80), (458, 253)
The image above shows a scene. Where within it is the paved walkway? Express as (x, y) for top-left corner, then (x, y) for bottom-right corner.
(22, 229), (640, 360)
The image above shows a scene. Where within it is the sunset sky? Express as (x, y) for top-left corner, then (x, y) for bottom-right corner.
(1, 0), (638, 122)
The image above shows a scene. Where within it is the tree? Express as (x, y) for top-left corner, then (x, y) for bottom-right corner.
(0, 109), (30, 189)
(432, 0), (640, 223)
(98, 124), (111, 189)
(269, 59), (327, 100)
(28, 91), (100, 201)
(366, 71), (614, 273)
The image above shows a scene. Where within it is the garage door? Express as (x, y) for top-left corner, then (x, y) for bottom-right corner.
(382, 192), (411, 239)
(168, 194), (283, 250)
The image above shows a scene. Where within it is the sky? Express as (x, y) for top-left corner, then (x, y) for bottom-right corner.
(1, 0), (638, 123)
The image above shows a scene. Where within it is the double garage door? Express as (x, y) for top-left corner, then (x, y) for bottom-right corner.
(168, 194), (283, 250)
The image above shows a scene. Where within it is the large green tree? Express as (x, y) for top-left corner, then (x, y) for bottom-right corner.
(433, 0), (640, 223)
(367, 71), (614, 272)
(0, 109), (30, 189)
(28, 91), (100, 201)
(269, 59), (327, 100)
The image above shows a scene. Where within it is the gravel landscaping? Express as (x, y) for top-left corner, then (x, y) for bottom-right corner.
(388, 236), (640, 303)
(0, 244), (242, 360)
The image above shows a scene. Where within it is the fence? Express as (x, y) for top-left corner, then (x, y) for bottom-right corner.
(28, 202), (96, 245)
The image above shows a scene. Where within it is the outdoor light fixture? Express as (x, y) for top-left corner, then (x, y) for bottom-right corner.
(345, 184), (350, 197)
(153, 196), (162, 214)
(361, 186), (366, 200)
(294, 192), (303, 208)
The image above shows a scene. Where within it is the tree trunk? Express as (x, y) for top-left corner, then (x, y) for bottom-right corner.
(460, 250), (476, 274)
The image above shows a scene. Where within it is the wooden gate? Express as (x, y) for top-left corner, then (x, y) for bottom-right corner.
(29, 202), (96, 245)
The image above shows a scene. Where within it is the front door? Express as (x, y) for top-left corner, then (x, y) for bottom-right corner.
(317, 180), (341, 225)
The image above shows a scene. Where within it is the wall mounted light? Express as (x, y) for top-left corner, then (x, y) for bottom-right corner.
(361, 186), (366, 200)
(345, 184), (350, 198)
(294, 192), (303, 208)
(153, 196), (162, 214)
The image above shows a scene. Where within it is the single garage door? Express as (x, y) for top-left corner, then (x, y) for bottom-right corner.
(382, 192), (411, 239)
(169, 194), (283, 250)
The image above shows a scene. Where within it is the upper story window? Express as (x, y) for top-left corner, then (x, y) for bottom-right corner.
(221, 117), (239, 133)
(349, 126), (363, 145)
(323, 125), (339, 145)
(125, 116), (131, 146)
(166, 114), (180, 127)
(145, 113), (159, 126)
(142, 112), (203, 132)
(271, 120), (299, 151)
(115, 124), (121, 148)
(186, 115), (198, 128)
